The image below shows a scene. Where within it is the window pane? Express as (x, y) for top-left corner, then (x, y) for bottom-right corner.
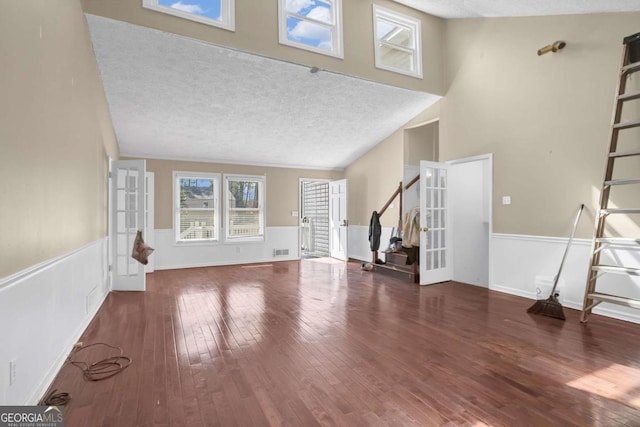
(377, 19), (413, 48)
(181, 178), (214, 206)
(227, 180), (260, 208)
(286, 0), (333, 24)
(226, 178), (264, 240)
(179, 209), (216, 240)
(286, 16), (333, 51)
(177, 176), (217, 242)
(228, 210), (261, 238)
(379, 43), (414, 72)
(158, 0), (222, 21)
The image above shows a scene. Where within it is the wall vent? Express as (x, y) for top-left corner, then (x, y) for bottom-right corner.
(273, 249), (289, 256)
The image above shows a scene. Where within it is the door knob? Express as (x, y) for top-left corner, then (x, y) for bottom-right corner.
(341, 219), (349, 227)
(421, 227), (429, 232)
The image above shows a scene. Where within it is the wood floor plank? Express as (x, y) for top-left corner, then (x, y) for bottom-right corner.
(43, 259), (640, 426)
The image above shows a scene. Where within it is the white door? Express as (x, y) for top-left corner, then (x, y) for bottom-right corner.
(448, 156), (492, 287)
(111, 160), (146, 291)
(329, 179), (348, 261)
(420, 161), (452, 284)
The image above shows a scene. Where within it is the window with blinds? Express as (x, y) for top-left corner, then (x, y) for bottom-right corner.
(174, 172), (220, 243)
(225, 175), (265, 241)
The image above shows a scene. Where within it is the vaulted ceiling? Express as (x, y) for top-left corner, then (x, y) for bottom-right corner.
(87, 1), (640, 170)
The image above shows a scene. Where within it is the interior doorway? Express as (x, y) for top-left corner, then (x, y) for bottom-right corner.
(299, 179), (330, 258)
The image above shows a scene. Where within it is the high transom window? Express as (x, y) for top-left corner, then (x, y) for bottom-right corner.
(143, 0), (235, 31)
(373, 5), (422, 78)
(278, 0), (344, 58)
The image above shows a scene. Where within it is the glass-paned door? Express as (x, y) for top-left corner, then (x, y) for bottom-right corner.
(420, 160), (452, 284)
(111, 160), (146, 291)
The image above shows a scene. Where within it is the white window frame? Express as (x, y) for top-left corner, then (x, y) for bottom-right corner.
(142, 0), (235, 32)
(372, 5), (422, 79)
(278, 0), (344, 59)
(173, 171), (220, 244)
(224, 174), (266, 243)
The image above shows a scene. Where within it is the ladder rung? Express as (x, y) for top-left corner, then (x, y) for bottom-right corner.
(587, 293), (640, 309)
(613, 119), (640, 130)
(596, 237), (640, 246)
(604, 178), (640, 186)
(592, 265), (640, 276)
(618, 91), (640, 102)
(622, 61), (640, 75)
(601, 208), (640, 215)
(609, 149), (640, 158)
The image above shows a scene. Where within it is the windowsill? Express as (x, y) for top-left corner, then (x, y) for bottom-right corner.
(174, 239), (220, 247)
(224, 237), (265, 244)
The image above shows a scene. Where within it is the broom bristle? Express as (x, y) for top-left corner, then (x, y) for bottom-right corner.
(527, 296), (566, 320)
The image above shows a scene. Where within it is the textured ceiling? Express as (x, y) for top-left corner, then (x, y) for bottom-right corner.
(86, 15), (440, 170)
(392, 0), (640, 18)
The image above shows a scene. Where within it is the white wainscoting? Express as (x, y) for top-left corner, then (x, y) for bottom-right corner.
(153, 227), (300, 270)
(348, 225), (394, 262)
(0, 238), (110, 405)
(492, 233), (640, 324)
(349, 228), (640, 324)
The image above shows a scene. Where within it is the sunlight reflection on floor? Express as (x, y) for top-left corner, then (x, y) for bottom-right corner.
(304, 257), (345, 265)
(566, 363), (640, 409)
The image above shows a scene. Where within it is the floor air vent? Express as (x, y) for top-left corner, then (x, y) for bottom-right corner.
(273, 249), (289, 256)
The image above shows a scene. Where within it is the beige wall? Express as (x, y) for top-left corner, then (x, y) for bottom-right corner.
(345, 102), (440, 227)
(82, 0), (444, 95)
(441, 13), (640, 238)
(404, 121), (438, 165)
(140, 158), (342, 229)
(0, 0), (118, 278)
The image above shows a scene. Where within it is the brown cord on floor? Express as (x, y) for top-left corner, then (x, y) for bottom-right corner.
(39, 343), (131, 407)
(40, 389), (71, 406)
(68, 342), (132, 381)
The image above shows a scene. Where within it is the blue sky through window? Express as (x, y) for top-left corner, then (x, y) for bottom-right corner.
(158, 0), (221, 21)
(285, 0), (333, 51)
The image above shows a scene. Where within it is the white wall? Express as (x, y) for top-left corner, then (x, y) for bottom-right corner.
(348, 225), (395, 262)
(492, 234), (640, 324)
(153, 227), (300, 270)
(0, 238), (110, 405)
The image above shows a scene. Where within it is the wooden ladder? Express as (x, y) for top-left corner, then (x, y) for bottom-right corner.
(581, 32), (640, 322)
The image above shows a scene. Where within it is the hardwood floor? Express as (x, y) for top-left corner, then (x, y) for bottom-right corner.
(47, 259), (640, 426)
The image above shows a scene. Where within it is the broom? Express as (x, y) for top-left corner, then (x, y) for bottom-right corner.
(527, 204), (584, 320)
